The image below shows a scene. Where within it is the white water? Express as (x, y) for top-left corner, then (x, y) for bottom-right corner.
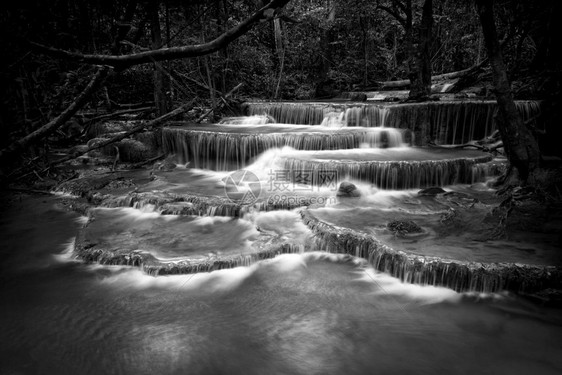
(320, 111), (346, 127)
(90, 251), (466, 306)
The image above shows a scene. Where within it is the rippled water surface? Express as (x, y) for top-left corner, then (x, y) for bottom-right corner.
(1, 194), (561, 375)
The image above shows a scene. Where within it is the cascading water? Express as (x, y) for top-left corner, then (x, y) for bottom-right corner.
(219, 114), (275, 125)
(244, 100), (542, 145)
(4, 195), (561, 375)
(4, 95), (560, 375)
(243, 102), (392, 127)
(319, 111), (345, 127)
(161, 125), (411, 170)
(56, 97), (557, 298)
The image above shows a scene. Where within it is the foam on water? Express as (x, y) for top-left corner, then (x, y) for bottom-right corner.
(91, 251), (501, 306)
(93, 252), (314, 292)
(191, 216), (233, 226)
(219, 115), (275, 125)
(52, 237), (79, 263)
(245, 209), (312, 243)
(241, 147), (296, 180)
(358, 267), (462, 305)
(96, 206), (178, 221)
(320, 111), (346, 127)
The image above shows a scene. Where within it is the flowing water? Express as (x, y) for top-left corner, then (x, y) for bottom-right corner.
(1, 194), (562, 375)
(2, 99), (560, 374)
(244, 100), (542, 144)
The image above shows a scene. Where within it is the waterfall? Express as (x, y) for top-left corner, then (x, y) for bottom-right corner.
(142, 243), (307, 276)
(76, 236), (307, 276)
(244, 102), (328, 125)
(162, 126), (409, 170)
(281, 153), (493, 189)
(243, 102), (391, 127)
(243, 100), (542, 145)
(342, 106), (390, 127)
(471, 159), (508, 184)
(301, 210), (561, 294)
(320, 111), (345, 127)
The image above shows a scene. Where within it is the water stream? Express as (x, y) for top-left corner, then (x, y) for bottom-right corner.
(2, 99), (560, 374)
(1, 194), (562, 374)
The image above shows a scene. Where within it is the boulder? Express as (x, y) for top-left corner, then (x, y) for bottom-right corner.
(387, 220), (423, 235)
(336, 181), (361, 198)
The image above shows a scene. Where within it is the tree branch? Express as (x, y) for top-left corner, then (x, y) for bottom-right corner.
(0, 66), (111, 162)
(46, 101), (195, 168)
(29, 0), (291, 70)
(377, 5), (407, 28)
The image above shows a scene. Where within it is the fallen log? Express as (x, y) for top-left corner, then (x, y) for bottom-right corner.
(427, 129), (503, 152)
(428, 140), (503, 152)
(110, 101), (155, 110)
(371, 63), (487, 90)
(40, 101), (194, 173)
(81, 106), (154, 135)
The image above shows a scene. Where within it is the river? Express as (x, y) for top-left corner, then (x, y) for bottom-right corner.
(1, 193), (561, 374)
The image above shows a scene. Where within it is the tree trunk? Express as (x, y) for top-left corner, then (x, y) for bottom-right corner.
(408, 0), (433, 100)
(112, 0), (138, 54)
(273, 17), (285, 98)
(315, 2), (336, 97)
(475, 0), (541, 182)
(148, 1), (169, 116)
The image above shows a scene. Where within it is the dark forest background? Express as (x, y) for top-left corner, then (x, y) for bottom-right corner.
(0, 0), (561, 182)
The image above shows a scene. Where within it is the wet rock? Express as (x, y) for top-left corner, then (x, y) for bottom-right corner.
(336, 181), (361, 198)
(160, 202), (196, 215)
(116, 138), (153, 162)
(154, 155), (177, 171)
(418, 187), (446, 196)
(86, 137), (154, 162)
(63, 119), (83, 137)
(104, 178), (136, 190)
(387, 220), (423, 236)
(441, 191), (479, 208)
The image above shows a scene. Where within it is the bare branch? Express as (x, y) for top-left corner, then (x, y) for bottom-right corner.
(29, 0), (291, 70)
(46, 101), (195, 168)
(0, 67), (111, 162)
(377, 5), (407, 28)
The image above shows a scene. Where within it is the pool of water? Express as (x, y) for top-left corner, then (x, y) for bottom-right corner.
(83, 207), (261, 261)
(1, 193), (562, 375)
(308, 183), (562, 266)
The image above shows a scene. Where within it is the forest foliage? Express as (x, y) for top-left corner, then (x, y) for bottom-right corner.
(0, 0), (560, 154)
